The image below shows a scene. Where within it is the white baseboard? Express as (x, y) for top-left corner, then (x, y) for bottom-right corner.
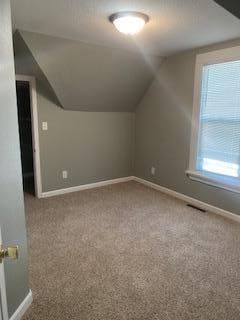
(9, 290), (33, 320)
(40, 176), (134, 198)
(133, 176), (240, 223)
(39, 174), (239, 222)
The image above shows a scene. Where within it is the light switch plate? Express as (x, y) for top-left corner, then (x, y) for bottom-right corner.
(62, 171), (68, 179)
(151, 167), (156, 176)
(42, 122), (48, 131)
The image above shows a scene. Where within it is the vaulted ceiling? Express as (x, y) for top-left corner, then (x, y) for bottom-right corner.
(15, 30), (160, 111)
(11, 0), (240, 56)
(12, 1), (240, 112)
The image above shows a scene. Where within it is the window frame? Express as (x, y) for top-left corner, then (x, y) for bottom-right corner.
(186, 45), (240, 194)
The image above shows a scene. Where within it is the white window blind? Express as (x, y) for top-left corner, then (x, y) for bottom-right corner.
(197, 60), (240, 180)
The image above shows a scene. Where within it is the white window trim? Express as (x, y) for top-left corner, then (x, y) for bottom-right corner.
(187, 45), (240, 194)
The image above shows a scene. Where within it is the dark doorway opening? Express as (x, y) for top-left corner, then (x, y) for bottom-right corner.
(16, 80), (35, 195)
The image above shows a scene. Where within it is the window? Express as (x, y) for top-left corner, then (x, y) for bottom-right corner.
(187, 47), (240, 193)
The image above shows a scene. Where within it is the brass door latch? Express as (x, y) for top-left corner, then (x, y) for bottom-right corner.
(0, 245), (19, 263)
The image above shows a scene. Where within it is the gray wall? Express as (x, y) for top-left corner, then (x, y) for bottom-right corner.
(14, 31), (135, 193)
(135, 38), (240, 215)
(19, 30), (161, 112)
(0, 0), (29, 317)
(14, 28), (240, 214)
(38, 109), (134, 192)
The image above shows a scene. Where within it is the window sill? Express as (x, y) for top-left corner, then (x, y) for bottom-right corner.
(186, 170), (240, 194)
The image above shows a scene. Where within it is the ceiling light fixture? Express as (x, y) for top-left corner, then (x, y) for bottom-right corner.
(109, 11), (149, 35)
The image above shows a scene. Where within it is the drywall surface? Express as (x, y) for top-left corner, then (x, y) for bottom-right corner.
(37, 107), (135, 192)
(135, 38), (240, 215)
(0, 1), (29, 317)
(18, 30), (161, 112)
(14, 31), (135, 193)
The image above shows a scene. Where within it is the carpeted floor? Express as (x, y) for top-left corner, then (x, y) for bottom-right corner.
(23, 181), (240, 320)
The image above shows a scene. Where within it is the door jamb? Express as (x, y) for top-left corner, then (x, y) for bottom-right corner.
(16, 75), (42, 198)
(0, 227), (8, 320)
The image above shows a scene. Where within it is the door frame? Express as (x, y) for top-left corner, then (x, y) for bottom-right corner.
(16, 75), (42, 198)
(0, 228), (8, 320)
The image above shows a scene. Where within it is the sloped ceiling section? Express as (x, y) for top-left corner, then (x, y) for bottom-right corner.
(17, 30), (161, 112)
(14, 30), (62, 107)
(214, 1), (240, 19)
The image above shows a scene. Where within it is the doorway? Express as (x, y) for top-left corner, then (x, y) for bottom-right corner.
(16, 80), (34, 194)
(15, 75), (42, 198)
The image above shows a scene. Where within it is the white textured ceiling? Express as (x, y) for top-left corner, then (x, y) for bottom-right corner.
(11, 0), (240, 56)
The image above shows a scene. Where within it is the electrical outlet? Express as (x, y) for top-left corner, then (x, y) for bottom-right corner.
(62, 170), (68, 179)
(151, 167), (156, 176)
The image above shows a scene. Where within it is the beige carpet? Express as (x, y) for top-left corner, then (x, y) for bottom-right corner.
(23, 181), (240, 320)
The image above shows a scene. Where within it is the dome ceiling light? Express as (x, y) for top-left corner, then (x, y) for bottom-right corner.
(109, 11), (149, 35)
